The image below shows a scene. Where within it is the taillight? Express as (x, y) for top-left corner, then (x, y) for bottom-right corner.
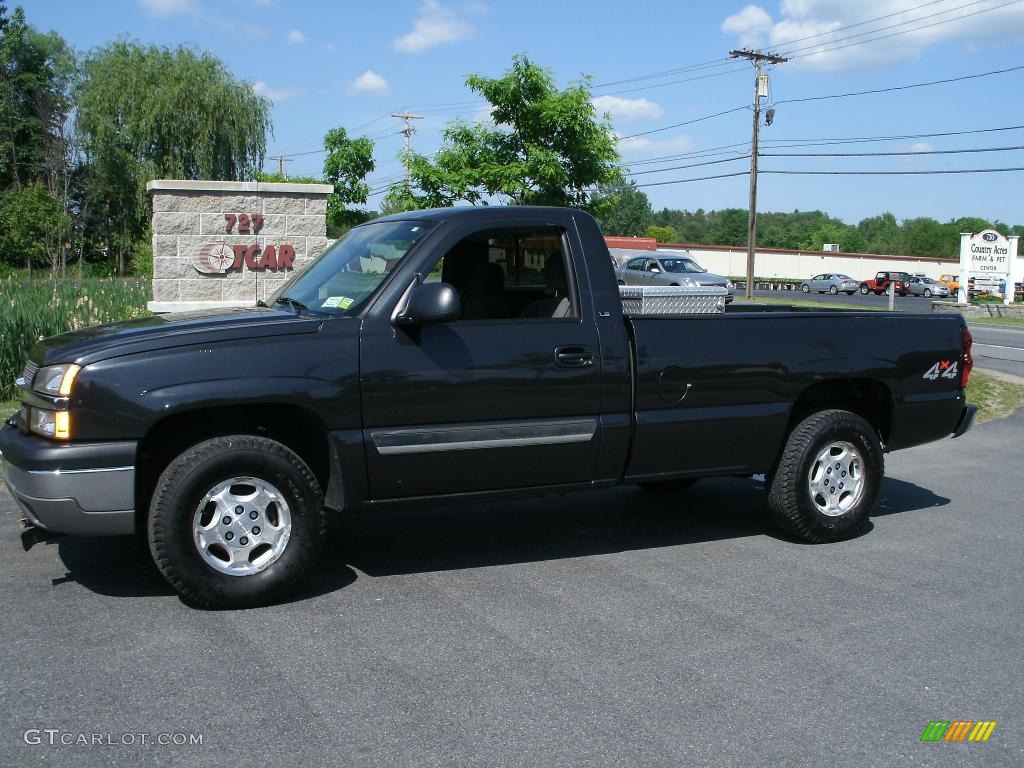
(961, 327), (973, 389)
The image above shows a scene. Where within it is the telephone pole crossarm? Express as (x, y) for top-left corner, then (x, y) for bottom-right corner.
(729, 50), (788, 299)
(391, 112), (424, 184)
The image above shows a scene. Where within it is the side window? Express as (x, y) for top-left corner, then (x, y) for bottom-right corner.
(626, 257), (646, 271)
(429, 227), (577, 321)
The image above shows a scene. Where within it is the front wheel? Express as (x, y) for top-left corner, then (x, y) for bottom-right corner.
(923, 289), (932, 298)
(801, 284), (810, 293)
(148, 435), (326, 608)
(767, 410), (882, 543)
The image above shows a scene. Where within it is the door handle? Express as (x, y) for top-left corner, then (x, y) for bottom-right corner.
(554, 345), (594, 368)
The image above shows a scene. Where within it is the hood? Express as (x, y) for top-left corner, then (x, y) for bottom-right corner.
(31, 306), (323, 366)
(692, 271), (730, 287)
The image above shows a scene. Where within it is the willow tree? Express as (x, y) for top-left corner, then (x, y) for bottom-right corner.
(75, 41), (271, 273)
(397, 55), (621, 209)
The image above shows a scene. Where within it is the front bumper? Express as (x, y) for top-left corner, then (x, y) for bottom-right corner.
(0, 422), (137, 535)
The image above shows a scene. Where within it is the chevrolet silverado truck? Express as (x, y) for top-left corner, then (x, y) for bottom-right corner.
(1, 207), (976, 608)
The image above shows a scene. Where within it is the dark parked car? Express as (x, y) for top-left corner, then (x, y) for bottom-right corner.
(1, 207), (975, 607)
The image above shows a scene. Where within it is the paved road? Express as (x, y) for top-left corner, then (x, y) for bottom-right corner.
(1, 412), (1022, 767)
(969, 324), (1024, 379)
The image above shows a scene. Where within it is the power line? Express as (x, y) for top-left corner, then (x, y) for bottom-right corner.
(763, 167), (1024, 175)
(632, 171), (750, 188)
(778, 0), (1008, 59)
(617, 106), (748, 140)
(783, 0), (1024, 61)
(761, 144), (1024, 158)
(626, 154), (751, 176)
(774, 63), (1024, 105)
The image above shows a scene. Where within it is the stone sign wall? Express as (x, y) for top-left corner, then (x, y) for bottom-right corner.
(146, 179), (335, 312)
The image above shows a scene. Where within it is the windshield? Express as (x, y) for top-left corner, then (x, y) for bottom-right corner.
(660, 258), (706, 274)
(269, 220), (433, 314)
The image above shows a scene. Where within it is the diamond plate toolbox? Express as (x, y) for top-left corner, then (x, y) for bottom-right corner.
(619, 285), (728, 315)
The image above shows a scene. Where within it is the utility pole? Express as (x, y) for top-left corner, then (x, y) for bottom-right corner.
(274, 154), (293, 177)
(730, 49), (787, 300)
(391, 111), (424, 183)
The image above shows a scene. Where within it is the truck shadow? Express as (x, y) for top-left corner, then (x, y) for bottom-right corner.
(50, 475), (948, 604)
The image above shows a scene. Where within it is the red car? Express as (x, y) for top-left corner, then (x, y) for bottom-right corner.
(860, 271), (909, 296)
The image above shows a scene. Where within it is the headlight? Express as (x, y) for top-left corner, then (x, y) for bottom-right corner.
(33, 364), (80, 396)
(30, 409), (71, 440)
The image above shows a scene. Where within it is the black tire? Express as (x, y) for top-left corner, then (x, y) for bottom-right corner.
(148, 435), (326, 608)
(923, 289), (932, 297)
(617, 280), (626, 286)
(829, 285), (838, 295)
(801, 284), (810, 293)
(860, 284), (870, 295)
(637, 478), (698, 493)
(767, 409), (882, 543)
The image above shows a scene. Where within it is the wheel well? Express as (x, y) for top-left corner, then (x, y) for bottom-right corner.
(788, 378), (892, 446)
(134, 404), (331, 530)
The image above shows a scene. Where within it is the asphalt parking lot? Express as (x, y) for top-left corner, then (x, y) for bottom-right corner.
(1, 407), (1021, 767)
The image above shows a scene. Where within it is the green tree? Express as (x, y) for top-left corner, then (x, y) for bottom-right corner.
(857, 212), (900, 254)
(899, 217), (949, 258)
(592, 179), (652, 236)
(405, 55), (621, 208)
(707, 208), (748, 246)
(0, 182), (69, 273)
(76, 41), (271, 273)
(322, 126), (375, 234)
(645, 225), (677, 243)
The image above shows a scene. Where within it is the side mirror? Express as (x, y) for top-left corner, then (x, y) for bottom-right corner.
(395, 282), (461, 327)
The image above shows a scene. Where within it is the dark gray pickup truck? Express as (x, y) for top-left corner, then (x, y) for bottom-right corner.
(1, 206), (975, 607)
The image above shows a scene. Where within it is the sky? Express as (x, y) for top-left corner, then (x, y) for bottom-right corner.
(21, 0), (1024, 226)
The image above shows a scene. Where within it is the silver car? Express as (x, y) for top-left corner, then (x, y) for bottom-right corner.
(907, 276), (950, 298)
(615, 254), (735, 302)
(800, 273), (859, 295)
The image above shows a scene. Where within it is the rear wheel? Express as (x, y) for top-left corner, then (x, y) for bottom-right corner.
(148, 435), (326, 608)
(767, 410), (882, 543)
(860, 284), (870, 295)
(829, 285), (838, 295)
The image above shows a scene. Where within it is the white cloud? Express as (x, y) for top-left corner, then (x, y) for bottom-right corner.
(616, 133), (696, 157)
(593, 95), (664, 122)
(908, 142), (933, 153)
(287, 29), (306, 44)
(721, 1), (1024, 72)
(349, 70), (390, 96)
(252, 81), (298, 103)
(321, 42), (335, 52)
(138, 0), (199, 16)
(391, 0), (474, 53)
(721, 4), (774, 48)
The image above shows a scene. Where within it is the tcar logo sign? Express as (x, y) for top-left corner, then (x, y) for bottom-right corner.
(192, 241), (297, 274)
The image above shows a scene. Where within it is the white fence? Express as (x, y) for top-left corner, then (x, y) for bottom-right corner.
(654, 244), (962, 282)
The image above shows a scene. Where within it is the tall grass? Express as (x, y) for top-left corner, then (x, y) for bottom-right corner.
(0, 278), (151, 400)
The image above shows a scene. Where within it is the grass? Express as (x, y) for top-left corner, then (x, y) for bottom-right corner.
(968, 316), (1024, 328)
(735, 296), (889, 311)
(966, 371), (1024, 423)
